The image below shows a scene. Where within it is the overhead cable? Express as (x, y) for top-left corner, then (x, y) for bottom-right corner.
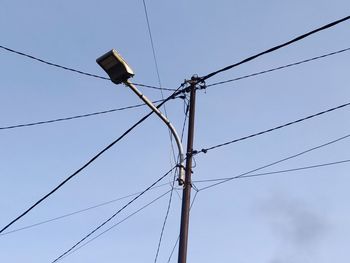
(0, 45), (176, 91)
(0, 182), (170, 237)
(154, 110), (189, 263)
(51, 166), (176, 263)
(198, 133), (350, 191)
(142, 0), (163, 91)
(194, 159), (350, 183)
(8, 159), (347, 237)
(154, 176), (176, 263)
(142, 0), (178, 181)
(3, 46), (347, 131)
(166, 190), (199, 263)
(196, 101), (350, 154)
(0, 101), (144, 130)
(200, 15), (350, 82)
(206, 47), (350, 87)
(0, 96), (187, 130)
(0, 84), (185, 234)
(60, 189), (172, 261)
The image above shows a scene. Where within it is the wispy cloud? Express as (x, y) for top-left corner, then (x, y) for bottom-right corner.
(257, 194), (329, 263)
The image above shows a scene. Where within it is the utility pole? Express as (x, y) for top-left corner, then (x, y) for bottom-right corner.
(178, 76), (197, 263)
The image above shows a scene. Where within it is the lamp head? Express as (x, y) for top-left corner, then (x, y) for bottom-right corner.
(96, 49), (134, 84)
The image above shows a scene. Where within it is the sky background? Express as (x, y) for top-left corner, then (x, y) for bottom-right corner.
(1, 1), (350, 262)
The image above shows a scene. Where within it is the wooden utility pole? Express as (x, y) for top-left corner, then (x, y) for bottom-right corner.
(178, 77), (197, 263)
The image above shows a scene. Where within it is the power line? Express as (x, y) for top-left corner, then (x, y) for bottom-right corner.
(154, 110), (189, 263)
(194, 159), (350, 184)
(195, 101), (350, 154)
(200, 15), (350, 82)
(0, 45), (176, 91)
(0, 96), (188, 131)
(51, 166), (176, 263)
(154, 174), (176, 263)
(206, 47), (350, 88)
(142, 0), (178, 184)
(198, 133), (350, 191)
(13, 54), (338, 131)
(181, 97), (190, 142)
(0, 85), (184, 234)
(60, 189), (172, 261)
(0, 182), (170, 237)
(0, 101), (144, 130)
(154, 181), (176, 263)
(172, 99), (190, 202)
(0, 45), (108, 79)
(142, 0), (163, 91)
(167, 232), (180, 263)
(140, 3), (186, 255)
(133, 82), (176, 91)
(3, 45), (346, 132)
(0, 94), (187, 131)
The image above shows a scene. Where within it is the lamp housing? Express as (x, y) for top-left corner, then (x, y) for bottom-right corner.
(96, 49), (134, 84)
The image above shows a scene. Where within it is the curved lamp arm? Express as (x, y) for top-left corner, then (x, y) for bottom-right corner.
(124, 80), (185, 184)
(96, 49), (185, 185)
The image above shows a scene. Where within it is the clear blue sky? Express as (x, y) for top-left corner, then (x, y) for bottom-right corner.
(1, 1), (350, 262)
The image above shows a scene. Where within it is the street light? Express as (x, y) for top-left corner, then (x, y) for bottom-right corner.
(96, 49), (185, 183)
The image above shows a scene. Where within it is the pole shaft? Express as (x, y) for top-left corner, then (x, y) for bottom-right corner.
(178, 80), (196, 263)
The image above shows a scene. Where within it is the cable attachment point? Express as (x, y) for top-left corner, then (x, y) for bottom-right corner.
(186, 151), (194, 158)
(182, 75), (201, 93)
(177, 163), (186, 170)
(188, 75), (206, 93)
(191, 183), (199, 192)
(198, 78), (207, 91)
(199, 83), (207, 94)
(177, 164), (186, 186)
(177, 177), (185, 186)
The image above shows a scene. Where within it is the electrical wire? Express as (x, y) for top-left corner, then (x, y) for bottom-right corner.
(4, 41), (346, 132)
(0, 45), (176, 91)
(0, 84), (185, 234)
(154, 184), (175, 263)
(181, 97), (190, 142)
(154, 104), (190, 261)
(0, 182), (170, 237)
(154, 108), (189, 263)
(206, 47), (350, 88)
(200, 15), (350, 82)
(0, 94), (187, 131)
(60, 189), (172, 261)
(0, 99), (155, 131)
(134, 82), (176, 91)
(173, 101), (190, 200)
(195, 101), (350, 154)
(167, 235), (180, 263)
(142, 0), (178, 180)
(142, 0), (163, 92)
(194, 159), (350, 183)
(51, 166), (176, 263)
(198, 133), (350, 191)
(140, 3), (186, 260)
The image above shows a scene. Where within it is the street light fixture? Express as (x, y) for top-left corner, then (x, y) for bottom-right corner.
(96, 50), (134, 84)
(96, 49), (185, 184)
